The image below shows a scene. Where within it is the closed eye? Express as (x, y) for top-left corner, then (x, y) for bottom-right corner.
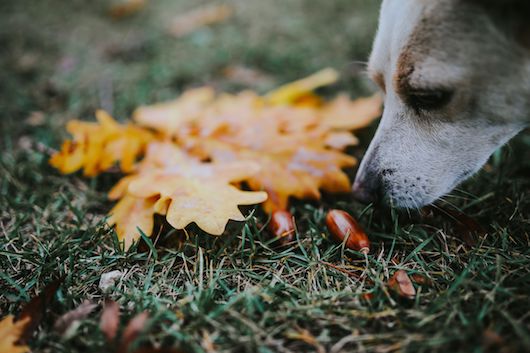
(405, 89), (454, 111)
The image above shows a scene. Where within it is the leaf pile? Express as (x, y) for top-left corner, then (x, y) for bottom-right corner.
(50, 68), (382, 249)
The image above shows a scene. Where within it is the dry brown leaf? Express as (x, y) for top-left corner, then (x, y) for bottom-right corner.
(388, 270), (416, 299)
(100, 300), (120, 342)
(109, 0), (146, 19)
(168, 4), (233, 38)
(54, 300), (98, 335)
(119, 311), (149, 353)
(0, 316), (30, 353)
(18, 278), (63, 342)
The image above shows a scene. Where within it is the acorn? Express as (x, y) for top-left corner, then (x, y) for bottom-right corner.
(268, 210), (296, 245)
(325, 209), (370, 254)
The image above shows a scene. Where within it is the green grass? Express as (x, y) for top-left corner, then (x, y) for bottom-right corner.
(1, 1), (530, 352)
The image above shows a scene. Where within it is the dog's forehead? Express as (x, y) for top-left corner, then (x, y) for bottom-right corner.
(369, 0), (467, 88)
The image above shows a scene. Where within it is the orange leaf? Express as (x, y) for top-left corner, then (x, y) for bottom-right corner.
(203, 141), (355, 212)
(0, 316), (30, 353)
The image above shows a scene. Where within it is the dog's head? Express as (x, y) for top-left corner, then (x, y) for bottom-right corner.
(353, 0), (530, 208)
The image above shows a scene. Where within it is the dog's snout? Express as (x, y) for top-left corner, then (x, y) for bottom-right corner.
(352, 170), (383, 204)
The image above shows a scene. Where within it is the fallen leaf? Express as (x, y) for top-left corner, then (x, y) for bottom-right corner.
(119, 311), (149, 353)
(321, 93), (383, 131)
(125, 162), (268, 235)
(133, 87), (215, 138)
(0, 316), (30, 353)
(51, 70), (382, 246)
(410, 274), (433, 287)
(18, 278), (63, 342)
(388, 270), (416, 299)
(54, 300), (98, 336)
(100, 300), (120, 342)
(204, 142), (355, 212)
(108, 195), (158, 250)
(50, 110), (154, 176)
(107, 142), (267, 249)
(109, 0), (146, 19)
(168, 4), (233, 38)
(265, 68), (339, 105)
(431, 206), (486, 247)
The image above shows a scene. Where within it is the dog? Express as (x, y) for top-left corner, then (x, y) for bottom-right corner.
(352, 0), (530, 209)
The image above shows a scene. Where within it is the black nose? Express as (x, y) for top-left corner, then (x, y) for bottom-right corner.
(352, 169), (383, 204)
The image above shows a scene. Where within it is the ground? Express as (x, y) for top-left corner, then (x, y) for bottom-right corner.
(1, 1), (529, 352)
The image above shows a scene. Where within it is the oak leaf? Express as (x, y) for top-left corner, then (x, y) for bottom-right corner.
(0, 316), (30, 353)
(201, 141), (355, 212)
(50, 110), (154, 176)
(107, 142), (267, 249)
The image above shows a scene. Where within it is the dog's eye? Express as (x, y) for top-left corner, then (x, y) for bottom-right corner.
(406, 90), (453, 111)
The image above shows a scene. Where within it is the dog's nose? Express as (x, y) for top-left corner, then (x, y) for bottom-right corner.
(352, 168), (383, 204)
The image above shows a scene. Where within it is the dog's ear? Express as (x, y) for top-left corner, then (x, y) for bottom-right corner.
(466, 0), (530, 49)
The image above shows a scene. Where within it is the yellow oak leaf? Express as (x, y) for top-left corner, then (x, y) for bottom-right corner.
(128, 174), (267, 235)
(107, 142), (267, 249)
(107, 195), (157, 250)
(0, 316), (30, 353)
(133, 87), (215, 137)
(50, 110), (154, 176)
(321, 93), (383, 131)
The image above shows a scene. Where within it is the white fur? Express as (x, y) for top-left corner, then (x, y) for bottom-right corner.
(356, 0), (530, 208)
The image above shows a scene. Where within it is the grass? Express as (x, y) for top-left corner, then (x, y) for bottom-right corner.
(1, 0), (530, 352)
